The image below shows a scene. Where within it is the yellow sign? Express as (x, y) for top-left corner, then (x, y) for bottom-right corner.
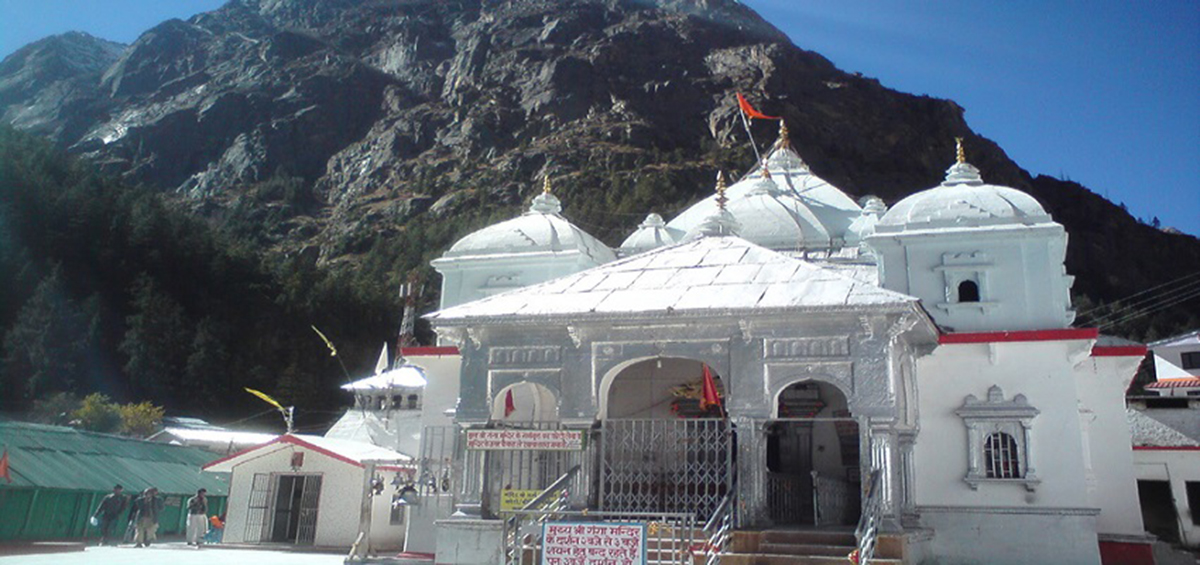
(500, 489), (543, 511)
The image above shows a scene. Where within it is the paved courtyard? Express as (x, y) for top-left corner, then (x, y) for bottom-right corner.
(0, 543), (348, 565)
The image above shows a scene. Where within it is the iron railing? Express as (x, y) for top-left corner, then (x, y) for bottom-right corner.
(854, 469), (884, 565)
(699, 479), (737, 565)
(766, 472), (809, 524)
(812, 470), (853, 527)
(503, 465), (581, 565)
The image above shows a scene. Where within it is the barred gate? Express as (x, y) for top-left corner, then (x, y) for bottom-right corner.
(600, 419), (733, 521)
(482, 422), (593, 516)
(243, 473), (273, 543)
(295, 475), (322, 545)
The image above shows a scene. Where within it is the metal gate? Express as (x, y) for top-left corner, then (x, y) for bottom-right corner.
(482, 423), (590, 515)
(600, 419), (733, 521)
(295, 475), (321, 545)
(244, 473), (274, 543)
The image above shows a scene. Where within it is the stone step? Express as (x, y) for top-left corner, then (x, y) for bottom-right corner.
(758, 542), (854, 556)
(760, 530), (857, 547)
(718, 553), (901, 565)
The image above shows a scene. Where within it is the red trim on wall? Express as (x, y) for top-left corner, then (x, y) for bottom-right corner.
(939, 328), (1099, 345)
(1092, 346), (1148, 357)
(202, 436), (283, 470)
(1099, 540), (1154, 565)
(281, 435), (367, 469)
(1133, 445), (1200, 451)
(401, 346), (460, 356)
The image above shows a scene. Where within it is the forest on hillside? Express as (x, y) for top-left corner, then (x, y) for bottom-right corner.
(0, 126), (411, 430)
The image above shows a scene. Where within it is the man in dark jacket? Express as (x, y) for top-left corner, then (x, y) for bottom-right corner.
(91, 485), (127, 546)
(131, 487), (164, 547)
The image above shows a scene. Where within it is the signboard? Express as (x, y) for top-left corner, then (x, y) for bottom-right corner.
(466, 429), (585, 451)
(500, 489), (543, 511)
(541, 522), (646, 565)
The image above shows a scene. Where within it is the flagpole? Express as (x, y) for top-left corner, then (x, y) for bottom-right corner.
(738, 104), (763, 165)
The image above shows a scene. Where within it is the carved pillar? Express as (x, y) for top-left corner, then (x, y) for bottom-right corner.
(898, 431), (919, 526)
(865, 419), (902, 532)
(734, 417), (769, 527)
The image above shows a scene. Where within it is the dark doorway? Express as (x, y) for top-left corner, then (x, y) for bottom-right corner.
(270, 475), (321, 544)
(1138, 480), (1181, 544)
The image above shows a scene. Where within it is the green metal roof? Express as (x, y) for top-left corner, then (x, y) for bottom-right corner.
(0, 421), (228, 496)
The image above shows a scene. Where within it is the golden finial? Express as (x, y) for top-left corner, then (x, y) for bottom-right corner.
(542, 175), (552, 195)
(955, 137), (966, 164)
(760, 158), (772, 179)
(779, 121), (790, 145)
(715, 170), (729, 212)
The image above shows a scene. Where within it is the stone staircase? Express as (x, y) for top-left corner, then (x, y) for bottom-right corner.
(717, 529), (903, 565)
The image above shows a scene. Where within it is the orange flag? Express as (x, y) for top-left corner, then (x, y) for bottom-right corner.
(0, 449), (11, 483)
(737, 93), (780, 121)
(699, 364), (723, 412)
(504, 389), (516, 417)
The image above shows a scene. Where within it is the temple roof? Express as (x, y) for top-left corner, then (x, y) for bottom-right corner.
(877, 155), (1051, 233)
(427, 235), (921, 324)
(439, 190), (616, 264)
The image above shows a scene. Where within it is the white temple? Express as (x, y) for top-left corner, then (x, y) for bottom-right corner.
(411, 126), (1151, 565)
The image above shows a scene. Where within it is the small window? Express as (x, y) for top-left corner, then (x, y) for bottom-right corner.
(984, 432), (1021, 479)
(407, 394), (419, 410)
(1182, 352), (1200, 370)
(958, 280), (980, 302)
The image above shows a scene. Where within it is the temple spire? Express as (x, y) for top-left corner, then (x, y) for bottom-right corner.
(542, 175), (553, 195)
(955, 137), (966, 164)
(715, 171), (729, 212)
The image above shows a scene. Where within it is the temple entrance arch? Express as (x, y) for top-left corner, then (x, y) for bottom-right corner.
(482, 381), (570, 516)
(490, 381), (559, 423)
(598, 357), (732, 520)
(767, 379), (861, 526)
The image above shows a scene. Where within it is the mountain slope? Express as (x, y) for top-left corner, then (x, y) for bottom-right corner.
(0, 0), (1195, 344)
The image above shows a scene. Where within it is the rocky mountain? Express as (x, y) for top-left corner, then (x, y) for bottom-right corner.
(1, 0), (1196, 341)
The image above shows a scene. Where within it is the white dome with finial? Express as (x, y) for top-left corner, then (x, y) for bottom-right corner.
(620, 213), (684, 254)
(442, 177), (615, 262)
(666, 122), (861, 250)
(877, 141), (1050, 232)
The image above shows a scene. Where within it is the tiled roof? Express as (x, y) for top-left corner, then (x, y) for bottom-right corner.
(1146, 378), (1200, 389)
(428, 236), (918, 323)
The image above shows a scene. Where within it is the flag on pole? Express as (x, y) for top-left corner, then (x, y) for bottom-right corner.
(375, 343), (389, 375)
(737, 93), (780, 121)
(245, 388), (286, 412)
(0, 449), (11, 483)
(699, 364), (723, 412)
(504, 390), (516, 418)
(311, 326), (338, 357)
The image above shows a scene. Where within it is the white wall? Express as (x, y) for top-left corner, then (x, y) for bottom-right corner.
(914, 340), (1092, 509)
(1153, 346), (1200, 380)
(868, 225), (1074, 332)
(219, 444), (404, 549)
(408, 351), (462, 429)
(1135, 449), (1200, 547)
(1075, 355), (1146, 537)
(433, 253), (600, 310)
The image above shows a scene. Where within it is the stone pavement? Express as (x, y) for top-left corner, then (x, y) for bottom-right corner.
(0, 542), (347, 565)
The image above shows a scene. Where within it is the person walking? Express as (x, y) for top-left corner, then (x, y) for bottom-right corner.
(185, 488), (208, 547)
(131, 487), (164, 548)
(90, 484), (127, 546)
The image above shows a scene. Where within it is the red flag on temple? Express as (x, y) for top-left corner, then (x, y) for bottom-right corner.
(737, 93), (780, 121)
(0, 449), (11, 483)
(699, 364), (722, 413)
(504, 389), (516, 417)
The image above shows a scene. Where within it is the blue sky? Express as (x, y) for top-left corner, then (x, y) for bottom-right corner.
(1, 0), (1196, 235)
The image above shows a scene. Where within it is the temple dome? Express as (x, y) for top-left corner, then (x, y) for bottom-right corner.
(621, 213), (683, 254)
(877, 160), (1050, 232)
(665, 141), (860, 250)
(443, 190), (616, 262)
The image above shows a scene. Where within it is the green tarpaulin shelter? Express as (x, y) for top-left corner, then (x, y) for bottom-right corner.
(0, 421), (228, 541)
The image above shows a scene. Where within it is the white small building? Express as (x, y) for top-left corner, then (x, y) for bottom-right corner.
(326, 363), (429, 457)
(1146, 330), (1200, 396)
(203, 434), (411, 550)
(1129, 406), (1200, 549)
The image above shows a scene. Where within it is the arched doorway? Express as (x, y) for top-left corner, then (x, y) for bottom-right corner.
(491, 381), (559, 423)
(767, 380), (861, 526)
(599, 357), (732, 519)
(483, 382), (568, 515)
